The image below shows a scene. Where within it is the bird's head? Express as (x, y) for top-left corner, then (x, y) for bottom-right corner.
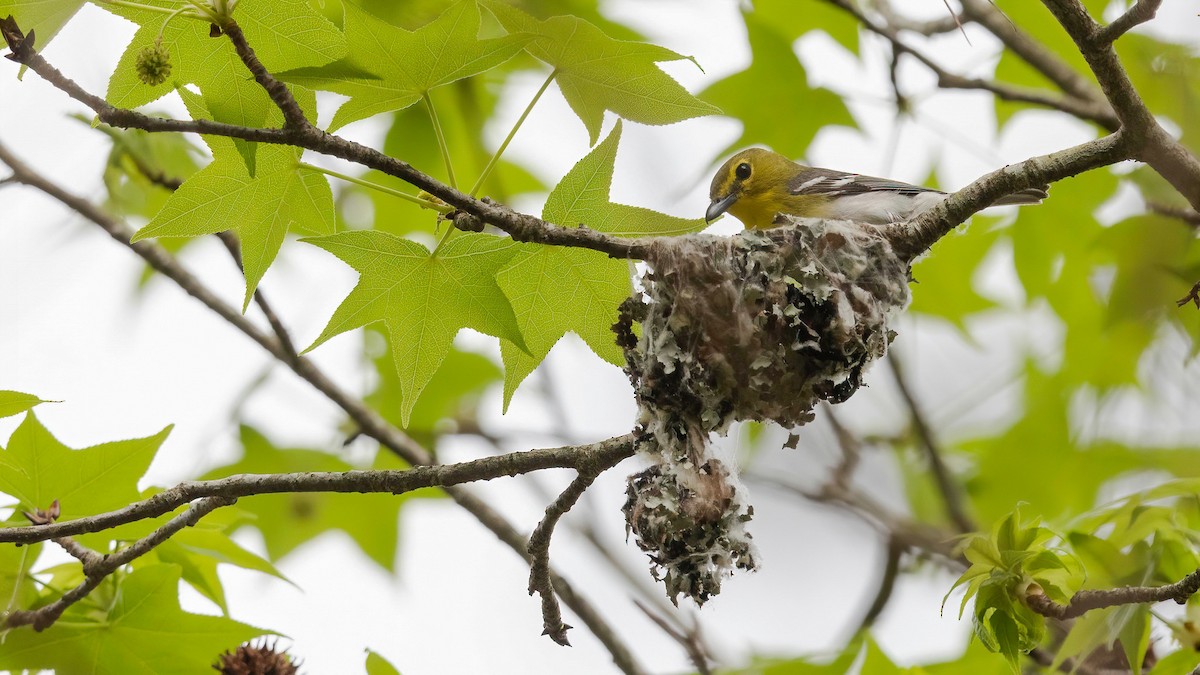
(706, 148), (798, 228)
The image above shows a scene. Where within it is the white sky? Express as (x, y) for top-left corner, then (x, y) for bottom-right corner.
(2, 1), (1199, 673)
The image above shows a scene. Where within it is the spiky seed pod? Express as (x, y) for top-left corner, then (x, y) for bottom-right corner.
(214, 640), (299, 675)
(135, 37), (172, 86)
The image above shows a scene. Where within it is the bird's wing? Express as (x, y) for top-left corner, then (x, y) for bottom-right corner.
(788, 167), (944, 197)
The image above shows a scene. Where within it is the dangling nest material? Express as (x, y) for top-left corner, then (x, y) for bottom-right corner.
(617, 217), (911, 605)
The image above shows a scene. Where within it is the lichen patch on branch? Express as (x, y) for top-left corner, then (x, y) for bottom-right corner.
(617, 217), (911, 605)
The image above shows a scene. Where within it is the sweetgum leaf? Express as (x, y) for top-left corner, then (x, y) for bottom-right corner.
(278, 0), (532, 131)
(366, 650), (403, 675)
(0, 390), (50, 419)
(497, 120), (704, 407)
(483, 0), (719, 143)
(303, 231), (525, 426)
(0, 565), (267, 675)
(131, 88), (335, 308)
(0, 413), (169, 547)
(0, 0), (84, 52)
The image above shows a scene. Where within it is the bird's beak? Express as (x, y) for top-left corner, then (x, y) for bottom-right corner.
(706, 192), (739, 223)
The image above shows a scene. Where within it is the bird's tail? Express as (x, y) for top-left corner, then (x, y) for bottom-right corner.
(992, 186), (1049, 206)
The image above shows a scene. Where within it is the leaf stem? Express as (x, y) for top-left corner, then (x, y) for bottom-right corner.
(423, 92), (457, 189)
(302, 163), (451, 213)
(468, 68), (557, 197)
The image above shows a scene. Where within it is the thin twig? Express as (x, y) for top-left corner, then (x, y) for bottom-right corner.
(888, 355), (974, 533)
(1148, 201), (1200, 227)
(1026, 568), (1200, 620)
(219, 20), (310, 129)
(856, 535), (903, 630)
(527, 460), (617, 646)
(1093, 0), (1162, 45)
(821, 0), (1119, 129)
(215, 231), (300, 361)
(1177, 281), (1200, 309)
(4, 496), (234, 631)
(0, 439), (635, 545)
(632, 599), (712, 675)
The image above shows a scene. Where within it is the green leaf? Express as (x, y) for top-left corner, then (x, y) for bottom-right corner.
(497, 120), (704, 407)
(750, 0), (860, 54)
(910, 217), (1004, 330)
(366, 650), (403, 675)
(131, 89), (336, 309)
(483, 0), (719, 143)
(105, 0), (345, 112)
(0, 413), (169, 547)
(201, 426), (438, 570)
(0, 0), (84, 53)
(304, 231), (524, 426)
(367, 333), (501, 434)
(0, 390), (50, 419)
(1120, 604), (1151, 675)
(0, 564), (267, 675)
(279, 0), (531, 131)
(0, 514), (41, 615)
(1149, 649), (1200, 675)
(699, 11), (853, 161)
(147, 526), (290, 613)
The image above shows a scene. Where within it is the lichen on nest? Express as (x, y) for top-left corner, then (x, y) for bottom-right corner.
(616, 216), (911, 605)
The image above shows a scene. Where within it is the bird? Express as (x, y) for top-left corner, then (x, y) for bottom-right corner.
(706, 147), (1049, 229)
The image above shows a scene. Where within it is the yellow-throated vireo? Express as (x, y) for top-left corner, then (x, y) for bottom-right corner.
(707, 148), (1048, 229)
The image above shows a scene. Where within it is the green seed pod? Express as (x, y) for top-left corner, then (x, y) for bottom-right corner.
(135, 38), (172, 86)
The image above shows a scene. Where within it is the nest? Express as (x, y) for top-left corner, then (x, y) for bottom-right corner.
(617, 217), (910, 605)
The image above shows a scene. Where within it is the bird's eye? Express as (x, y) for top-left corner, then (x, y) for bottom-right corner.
(735, 162), (752, 180)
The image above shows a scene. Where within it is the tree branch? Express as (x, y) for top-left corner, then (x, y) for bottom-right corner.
(1025, 568), (1200, 620)
(0, 20), (649, 261)
(1040, 0), (1200, 210)
(821, 0), (1119, 129)
(219, 19), (310, 130)
(0, 441), (634, 545)
(4, 496), (235, 631)
(888, 355), (974, 533)
(527, 469), (604, 646)
(1093, 0), (1162, 45)
(0, 138), (647, 675)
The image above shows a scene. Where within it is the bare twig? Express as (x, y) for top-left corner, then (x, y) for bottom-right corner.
(890, 131), (1129, 259)
(527, 447), (625, 646)
(1040, 0), (1200, 209)
(633, 600), (712, 675)
(218, 20), (310, 130)
(888, 355), (974, 533)
(821, 0), (1119, 128)
(1148, 202), (1200, 227)
(215, 232), (300, 362)
(958, 0), (1104, 104)
(4, 496), (234, 631)
(1093, 0), (1162, 45)
(0, 440), (633, 545)
(1025, 568), (1200, 620)
(1177, 281), (1200, 309)
(856, 535), (903, 630)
